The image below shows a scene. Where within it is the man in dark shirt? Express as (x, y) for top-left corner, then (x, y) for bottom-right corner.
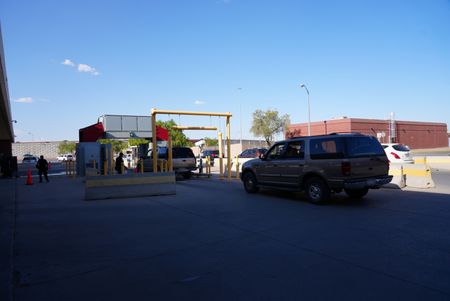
(36, 155), (49, 183)
(115, 152), (124, 174)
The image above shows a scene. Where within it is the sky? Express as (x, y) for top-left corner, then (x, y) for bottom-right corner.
(1, 0), (450, 142)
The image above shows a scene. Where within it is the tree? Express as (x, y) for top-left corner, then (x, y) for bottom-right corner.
(98, 139), (128, 154)
(58, 140), (76, 154)
(250, 109), (290, 147)
(204, 137), (218, 147)
(128, 138), (149, 146)
(156, 120), (193, 147)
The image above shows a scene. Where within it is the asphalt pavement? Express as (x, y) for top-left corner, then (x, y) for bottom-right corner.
(2, 173), (450, 301)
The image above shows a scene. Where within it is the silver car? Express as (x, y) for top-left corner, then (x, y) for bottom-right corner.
(241, 133), (392, 204)
(142, 147), (197, 179)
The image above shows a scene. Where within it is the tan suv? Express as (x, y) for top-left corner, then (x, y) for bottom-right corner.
(241, 133), (392, 204)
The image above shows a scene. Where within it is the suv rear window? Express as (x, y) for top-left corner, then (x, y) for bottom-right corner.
(173, 148), (195, 158)
(345, 137), (385, 157)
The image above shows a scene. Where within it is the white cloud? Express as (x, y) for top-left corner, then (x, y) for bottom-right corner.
(77, 63), (99, 75)
(194, 100), (206, 105)
(62, 59), (75, 66)
(61, 58), (100, 75)
(14, 97), (33, 103)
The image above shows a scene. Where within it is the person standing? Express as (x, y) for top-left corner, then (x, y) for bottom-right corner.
(36, 155), (49, 183)
(115, 152), (124, 174)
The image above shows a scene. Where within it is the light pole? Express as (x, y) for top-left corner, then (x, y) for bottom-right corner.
(300, 84), (311, 136)
(28, 132), (34, 142)
(237, 87), (243, 146)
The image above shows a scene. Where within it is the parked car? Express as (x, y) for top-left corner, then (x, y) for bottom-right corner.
(200, 150), (220, 167)
(241, 133), (392, 204)
(22, 156), (38, 164)
(238, 148), (268, 158)
(381, 143), (414, 164)
(57, 154), (74, 161)
(141, 147), (197, 179)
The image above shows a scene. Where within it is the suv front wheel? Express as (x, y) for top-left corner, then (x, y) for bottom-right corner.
(243, 172), (259, 193)
(305, 177), (330, 204)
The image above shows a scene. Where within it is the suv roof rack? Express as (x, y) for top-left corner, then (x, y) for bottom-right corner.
(288, 132), (362, 139)
(328, 132), (361, 135)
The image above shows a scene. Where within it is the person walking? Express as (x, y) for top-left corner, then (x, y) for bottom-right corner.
(115, 152), (124, 174)
(36, 155), (49, 183)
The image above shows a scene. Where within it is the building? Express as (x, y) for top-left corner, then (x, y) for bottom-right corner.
(287, 117), (448, 149)
(0, 26), (15, 172)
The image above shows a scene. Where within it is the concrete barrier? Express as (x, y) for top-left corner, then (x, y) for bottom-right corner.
(414, 156), (450, 171)
(85, 172), (176, 200)
(403, 164), (435, 189)
(384, 164), (406, 189)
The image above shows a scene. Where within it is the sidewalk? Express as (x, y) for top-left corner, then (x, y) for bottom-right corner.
(0, 179), (16, 301)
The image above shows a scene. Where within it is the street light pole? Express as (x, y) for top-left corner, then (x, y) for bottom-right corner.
(300, 84), (311, 136)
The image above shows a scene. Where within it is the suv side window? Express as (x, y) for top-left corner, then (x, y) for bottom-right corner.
(266, 143), (286, 160)
(284, 141), (305, 159)
(310, 138), (345, 160)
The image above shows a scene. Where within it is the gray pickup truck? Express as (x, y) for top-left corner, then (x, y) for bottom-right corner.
(141, 147), (197, 179)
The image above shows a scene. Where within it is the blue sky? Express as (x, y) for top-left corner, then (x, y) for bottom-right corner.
(1, 0), (449, 142)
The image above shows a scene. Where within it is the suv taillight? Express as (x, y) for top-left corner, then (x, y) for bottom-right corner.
(341, 161), (351, 176)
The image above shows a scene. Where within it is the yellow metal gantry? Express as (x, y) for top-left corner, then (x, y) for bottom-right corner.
(151, 108), (233, 179)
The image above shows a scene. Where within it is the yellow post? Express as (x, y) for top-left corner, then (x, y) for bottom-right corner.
(218, 132), (223, 179)
(151, 109), (158, 173)
(104, 147), (108, 175)
(206, 156), (211, 175)
(226, 116), (231, 179)
(235, 155), (240, 179)
(110, 149), (114, 175)
(168, 137), (173, 172)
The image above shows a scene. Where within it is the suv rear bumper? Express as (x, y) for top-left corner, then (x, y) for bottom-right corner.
(344, 176), (393, 189)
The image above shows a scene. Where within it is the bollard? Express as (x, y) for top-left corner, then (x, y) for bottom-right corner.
(206, 156), (211, 176)
(219, 157), (224, 179)
(140, 159), (144, 173)
(235, 156), (240, 179)
(121, 161), (124, 174)
(103, 160), (107, 175)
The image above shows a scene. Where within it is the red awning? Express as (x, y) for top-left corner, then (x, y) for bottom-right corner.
(79, 122), (105, 142)
(156, 126), (169, 141)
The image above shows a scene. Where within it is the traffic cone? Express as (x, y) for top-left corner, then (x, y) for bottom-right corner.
(26, 169), (33, 185)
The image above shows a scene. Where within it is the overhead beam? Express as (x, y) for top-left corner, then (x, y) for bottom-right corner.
(172, 126), (217, 131)
(152, 108), (232, 118)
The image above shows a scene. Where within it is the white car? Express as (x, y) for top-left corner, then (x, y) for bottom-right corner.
(57, 154), (74, 161)
(381, 143), (414, 164)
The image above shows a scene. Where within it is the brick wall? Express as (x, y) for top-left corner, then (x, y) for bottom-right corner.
(287, 118), (448, 149)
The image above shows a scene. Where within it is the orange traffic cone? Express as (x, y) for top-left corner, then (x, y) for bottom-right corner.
(26, 169), (33, 185)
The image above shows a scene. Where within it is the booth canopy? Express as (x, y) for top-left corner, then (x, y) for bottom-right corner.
(79, 122), (169, 142)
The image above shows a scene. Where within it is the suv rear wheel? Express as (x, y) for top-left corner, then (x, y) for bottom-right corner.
(344, 188), (369, 199)
(305, 177), (330, 204)
(243, 172), (259, 193)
